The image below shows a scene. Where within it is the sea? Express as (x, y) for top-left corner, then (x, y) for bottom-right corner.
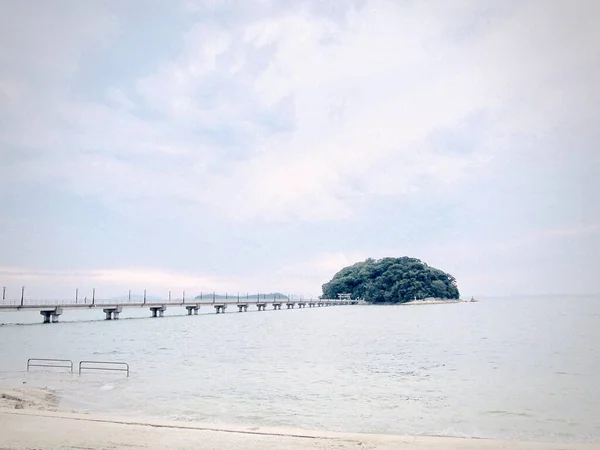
(1, 295), (599, 443)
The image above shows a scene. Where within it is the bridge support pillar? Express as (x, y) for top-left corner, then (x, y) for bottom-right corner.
(237, 304), (248, 312)
(298, 302), (306, 308)
(256, 303), (266, 311)
(273, 303), (282, 310)
(286, 303), (295, 309)
(214, 305), (227, 314)
(103, 306), (123, 320)
(186, 305), (200, 315)
(150, 306), (166, 317)
(40, 307), (63, 324)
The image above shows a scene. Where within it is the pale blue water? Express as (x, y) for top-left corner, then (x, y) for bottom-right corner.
(1, 296), (599, 443)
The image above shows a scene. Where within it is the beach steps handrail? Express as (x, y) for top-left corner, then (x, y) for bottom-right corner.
(79, 360), (130, 377)
(27, 358), (73, 373)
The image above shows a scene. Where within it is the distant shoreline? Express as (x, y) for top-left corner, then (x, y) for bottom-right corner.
(359, 298), (467, 306)
(403, 298), (465, 305)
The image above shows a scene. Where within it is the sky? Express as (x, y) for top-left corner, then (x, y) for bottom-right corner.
(0, 0), (598, 301)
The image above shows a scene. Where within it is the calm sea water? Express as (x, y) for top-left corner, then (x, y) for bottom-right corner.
(1, 296), (599, 443)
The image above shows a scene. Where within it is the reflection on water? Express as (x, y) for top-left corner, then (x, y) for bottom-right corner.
(1, 296), (599, 443)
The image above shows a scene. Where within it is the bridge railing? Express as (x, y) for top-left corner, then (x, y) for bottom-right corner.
(1, 295), (351, 308)
(79, 360), (130, 377)
(27, 358), (73, 373)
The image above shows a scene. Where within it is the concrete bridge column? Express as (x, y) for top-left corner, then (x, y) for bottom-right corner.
(186, 305), (200, 315)
(214, 304), (227, 314)
(150, 306), (166, 317)
(237, 304), (248, 312)
(273, 303), (282, 310)
(286, 303), (295, 309)
(103, 306), (123, 320)
(40, 307), (63, 324)
(256, 303), (266, 311)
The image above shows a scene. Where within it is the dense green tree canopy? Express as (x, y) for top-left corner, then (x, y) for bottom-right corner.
(321, 257), (459, 303)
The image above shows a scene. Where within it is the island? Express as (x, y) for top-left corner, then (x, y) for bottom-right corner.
(321, 257), (460, 303)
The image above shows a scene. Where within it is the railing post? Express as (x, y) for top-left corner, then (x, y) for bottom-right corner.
(75, 288), (78, 304)
(182, 290), (185, 304)
(169, 291), (171, 302)
(143, 289), (146, 304)
(213, 292), (215, 303)
(21, 286), (24, 306)
(237, 292), (239, 303)
(2, 286), (6, 301)
(92, 288), (95, 306)
(128, 289), (131, 302)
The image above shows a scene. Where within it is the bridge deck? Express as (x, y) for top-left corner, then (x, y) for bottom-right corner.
(0, 300), (350, 312)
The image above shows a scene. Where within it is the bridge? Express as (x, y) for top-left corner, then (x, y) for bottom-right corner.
(0, 290), (358, 323)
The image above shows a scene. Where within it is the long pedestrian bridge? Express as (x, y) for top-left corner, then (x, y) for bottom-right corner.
(0, 292), (357, 323)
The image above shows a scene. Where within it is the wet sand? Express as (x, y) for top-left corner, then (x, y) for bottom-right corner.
(1, 408), (598, 449)
(1, 386), (597, 449)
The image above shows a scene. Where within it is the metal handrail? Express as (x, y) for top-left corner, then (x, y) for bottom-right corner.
(79, 360), (130, 377)
(27, 358), (73, 373)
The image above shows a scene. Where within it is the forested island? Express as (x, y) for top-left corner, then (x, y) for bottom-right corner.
(321, 257), (460, 304)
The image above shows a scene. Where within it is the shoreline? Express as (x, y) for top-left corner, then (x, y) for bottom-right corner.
(0, 388), (597, 449)
(363, 298), (465, 305)
(403, 298), (464, 305)
(1, 408), (597, 450)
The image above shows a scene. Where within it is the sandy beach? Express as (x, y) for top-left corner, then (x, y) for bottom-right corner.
(403, 298), (465, 305)
(2, 408), (598, 450)
(0, 387), (597, 450)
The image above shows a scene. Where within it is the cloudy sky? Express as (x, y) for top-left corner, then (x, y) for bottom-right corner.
(0, 0), (598, 301)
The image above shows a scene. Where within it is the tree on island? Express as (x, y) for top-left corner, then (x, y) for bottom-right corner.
(321, 257), (459, 303)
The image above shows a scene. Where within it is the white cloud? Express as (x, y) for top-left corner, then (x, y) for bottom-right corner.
(544, 223), (600, 237)
(0, 266), (260, 300)
(3, 1), (598, 223)
(0, 261), (360, 300)
(1, 0), (600, 296)
(0, 1), (117, 82)
(271, 251), (369, 295)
